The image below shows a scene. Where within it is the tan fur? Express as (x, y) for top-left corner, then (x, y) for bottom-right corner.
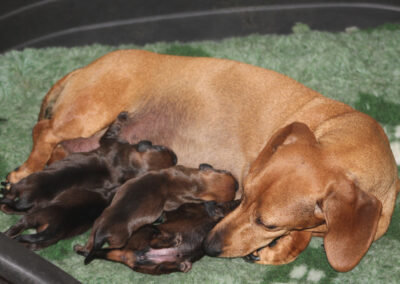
(253, 231), (312, 265)
(7, 50), (399, 271)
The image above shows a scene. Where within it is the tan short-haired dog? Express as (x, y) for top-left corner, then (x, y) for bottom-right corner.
(5, 50), (399, 272)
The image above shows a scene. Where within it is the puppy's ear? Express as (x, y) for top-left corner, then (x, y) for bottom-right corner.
(321, 180), (382, 272)
(204, 200), (240, 219)
(204, 201), (226, 219)
(247, 122), (317, 181)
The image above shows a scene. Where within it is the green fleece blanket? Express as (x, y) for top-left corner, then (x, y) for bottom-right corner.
(0, 23), (399, 283)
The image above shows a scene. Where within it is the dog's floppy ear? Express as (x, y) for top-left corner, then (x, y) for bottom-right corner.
(320, 180), (382, 272)
(247, 122), (317, 180)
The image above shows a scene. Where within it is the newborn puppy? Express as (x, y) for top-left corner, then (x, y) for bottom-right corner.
(4, 186), (112, 250)
(78, 163), (238, 262)
(3, 138), (177, 249)
(75, 200), (240, 274)
(0, 112), (177, 214)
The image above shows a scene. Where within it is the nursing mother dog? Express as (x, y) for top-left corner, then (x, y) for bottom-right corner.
(5, 50), (399, 272)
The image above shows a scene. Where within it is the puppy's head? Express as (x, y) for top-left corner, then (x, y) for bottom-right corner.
(111, 140), (177, 176)
(204, 122), (382, 272)
(195, 164), (238, 203)
(134, 140), (178, 170)
(100, 112), (177, 172)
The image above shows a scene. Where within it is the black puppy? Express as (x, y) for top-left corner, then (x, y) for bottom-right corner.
(75, 200), (240, 274)
(77, 163), (238, 262)
(0, 112), (177, 214)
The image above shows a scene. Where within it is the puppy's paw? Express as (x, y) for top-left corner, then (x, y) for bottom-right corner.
(179, 260), (192, 273)
(73, 244), (89, 257)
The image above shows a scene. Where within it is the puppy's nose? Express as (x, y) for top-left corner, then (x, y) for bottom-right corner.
(138, 140), (153, 152)
(199, 163), (214, 170)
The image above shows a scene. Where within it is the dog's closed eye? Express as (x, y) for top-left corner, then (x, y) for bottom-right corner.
(255, 217), (278, 230)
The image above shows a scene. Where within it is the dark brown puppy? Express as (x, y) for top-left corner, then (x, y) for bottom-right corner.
(0, 112), (177, 214)
(75, 201), (239, 274)
(78, 164), (238, 262)
(3, 144), (176, 249)
(4, 186), (112, 250)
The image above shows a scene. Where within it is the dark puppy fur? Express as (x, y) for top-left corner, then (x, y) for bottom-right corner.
(3, 141), (176, 249)
(78, 164), (238, 262)
(75, 200), (240, 274)
(0, 112), (177, 214)
(2, 113), (177, 249)
(4, 186), (111, 250)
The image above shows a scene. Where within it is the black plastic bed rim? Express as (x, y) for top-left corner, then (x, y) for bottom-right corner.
(1, 0), (400, 53)
(0, 1), (399, 283)
(0, 233), (80, 284)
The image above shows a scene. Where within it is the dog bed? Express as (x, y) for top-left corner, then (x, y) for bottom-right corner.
(0, 23), (399, 283)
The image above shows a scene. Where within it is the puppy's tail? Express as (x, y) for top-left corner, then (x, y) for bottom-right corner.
(84, 231), (108, 265)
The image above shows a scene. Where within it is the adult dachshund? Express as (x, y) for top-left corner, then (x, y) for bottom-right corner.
(4, 50), (399, 272)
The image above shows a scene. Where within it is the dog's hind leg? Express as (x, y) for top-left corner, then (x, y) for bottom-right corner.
(6, 120), (60, 184)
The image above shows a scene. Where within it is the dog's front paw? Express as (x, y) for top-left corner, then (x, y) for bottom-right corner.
(243, 251), (260, 263)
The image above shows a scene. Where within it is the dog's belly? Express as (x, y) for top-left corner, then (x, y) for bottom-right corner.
(119, 109), (246, 185)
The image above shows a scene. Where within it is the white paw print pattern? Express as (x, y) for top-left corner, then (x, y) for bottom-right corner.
(289, 264), (326, 283)
(391, 141), (400, 165)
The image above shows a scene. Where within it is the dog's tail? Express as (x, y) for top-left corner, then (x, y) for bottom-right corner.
(84, 231), (108, 265)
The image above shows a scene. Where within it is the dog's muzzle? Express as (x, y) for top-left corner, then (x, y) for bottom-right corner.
(243, 236), (282, 262)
